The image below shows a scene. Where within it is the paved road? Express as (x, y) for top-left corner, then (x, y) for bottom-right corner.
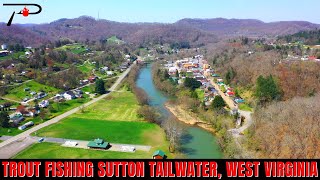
(28, 136), (151, 152)
(0, 136), (36, 159)
(208, 77), (237, 110)
(207, 76), (254, 158)
(0, 65), (132, 152)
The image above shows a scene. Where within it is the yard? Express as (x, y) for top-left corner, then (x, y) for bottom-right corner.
(13, 142), (167, 159)
(55, 44), (87, 55)
(195, 88), (205, 101)
(68, 91), (143, 121)
(35, 118), (161, 145)
(4, 81), (61, 101)
(0, 51), (26, 61)
(107, 36), (125, 45)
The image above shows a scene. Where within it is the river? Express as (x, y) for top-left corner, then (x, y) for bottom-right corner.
(136, 64), (223, 159)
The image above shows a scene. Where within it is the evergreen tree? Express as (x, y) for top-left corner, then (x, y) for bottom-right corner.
(184, 78), (202, 90)
(0, 111), (10, 128)
(95, 79), (106, 94)
(212, 96), (226, 109)
(255, 75), (281, 104)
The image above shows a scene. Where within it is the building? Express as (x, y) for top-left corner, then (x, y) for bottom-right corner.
(87, 138), (110, 149)
(1, 44), (7, 50)
(0, 50), (9, 57)
(39, 100), (50, 108)
(152, 150), (167, 159)
(63, 91), (76, 100)
(18, 121), (34, 130)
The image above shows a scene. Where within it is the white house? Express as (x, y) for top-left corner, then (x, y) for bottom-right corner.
(1, 44), (7, 50)
(39, 100), (50, 108)
(107, 71), (114, 76)
(63, 91), (76, 100)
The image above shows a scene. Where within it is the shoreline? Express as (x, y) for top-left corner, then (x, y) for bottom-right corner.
(164, 102), (217, 134)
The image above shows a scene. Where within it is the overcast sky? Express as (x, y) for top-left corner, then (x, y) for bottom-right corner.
(0, 0), (319, 24)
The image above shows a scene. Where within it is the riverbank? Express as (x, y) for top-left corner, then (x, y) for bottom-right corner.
(165, 102), (216, 133)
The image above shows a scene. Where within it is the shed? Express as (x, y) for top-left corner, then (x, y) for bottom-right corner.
(152, 150), (167, 159)
(87, 138), (110, 149)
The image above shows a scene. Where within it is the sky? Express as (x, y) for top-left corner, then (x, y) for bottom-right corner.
(0, 0), (319, 24)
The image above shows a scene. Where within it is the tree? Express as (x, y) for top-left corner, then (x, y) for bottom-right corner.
(190, 90), (198, 99)
(255, 75), (281, 104)
(184, 78), (202, 90)
(162, 117), (184, 153)
(137, 105), (159, 124)
(0, 111), (10, 128)
(175, 70), (179, 78)
(95, 79), (106, 95)
(212, 96), (226, 109)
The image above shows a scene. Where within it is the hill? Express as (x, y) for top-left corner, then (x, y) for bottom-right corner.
(27, 16), (218, 47)
(2, 16), (320, 47)
(176, 18), (320, 37)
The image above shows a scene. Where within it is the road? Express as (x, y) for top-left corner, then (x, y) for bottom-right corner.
(208, 78), (237, 110)
(0, 65), (132, 152)
(207, 76), (254, 157)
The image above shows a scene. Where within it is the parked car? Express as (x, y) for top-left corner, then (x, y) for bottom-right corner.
(38, 138), (45, 143)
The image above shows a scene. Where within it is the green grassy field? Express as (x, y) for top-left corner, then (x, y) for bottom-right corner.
(0, 51), (26, 61)
(81, 85), (95, 94)
(13, 142), (159, 159)
(50, 98), (91, 117)
(78, 63), (94, 74)
(21, 90), (171, 159)
(239, 103), (253, 112)
(69, 91), (142, 121)
(56, 44), (87, 55)
(195, 88), (205, 100)
(35, 118), (158, 144)
(107, 36), (125, 45)
(5, 81), (61, 101)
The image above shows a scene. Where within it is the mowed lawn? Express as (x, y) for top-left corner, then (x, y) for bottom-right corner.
(13, 143), (157, 159)
(5, 81), (61, 101)
(23, 90), (171, 159)
(36, 118), (158, 144)
(69, 91), (143, 121)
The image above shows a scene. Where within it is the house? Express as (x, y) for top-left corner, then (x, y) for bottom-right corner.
(16, 105), (37, 117)
(1, 44), (7, 50)
(39, 100), (50, 108)
(0, 50), (9, 57)
(80, 79), (89, 85)
(63, 91), (76, 100)
(74, 90), (83, 98)
(36, 92), (47, 100)
(18, 121), (34, 130)
(234, 98), (245, 104)
(87, 138), (110, 149)
(217, 78), (224, 83)
(309, 56), (317, 61)
(226, 91), (235, 97)
(100, 66), (109, 72)
(152, 150), (167, 159)
(106, 71), (114, 76)
(88, 76), (98, 83)
(9, 113), (25, 126)
(54, 94), (65, 102)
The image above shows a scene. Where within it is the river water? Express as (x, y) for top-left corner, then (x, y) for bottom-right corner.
(136, 64), (223, 159)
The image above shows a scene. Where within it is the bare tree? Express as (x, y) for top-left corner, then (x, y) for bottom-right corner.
(162, 116), (184, 153)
